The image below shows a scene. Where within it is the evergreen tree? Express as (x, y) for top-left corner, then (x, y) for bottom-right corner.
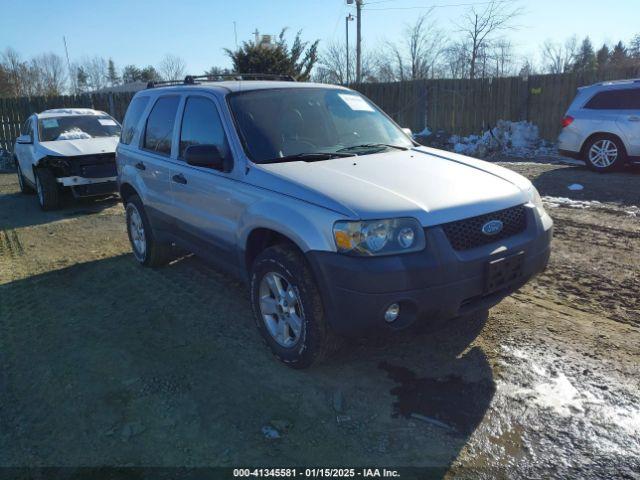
(572, 37), (597, 72)
(630, 34), (640, 59)
(107, 58), (119, 86)
(122, 65), (141, 83)
(610, 41), (628, 67)
(225, 29), (319, 81)
(595, 44), (609, 70)
(76, 66), (89, 92)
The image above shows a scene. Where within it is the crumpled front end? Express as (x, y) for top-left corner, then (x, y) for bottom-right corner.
(37, 153), (118, 197)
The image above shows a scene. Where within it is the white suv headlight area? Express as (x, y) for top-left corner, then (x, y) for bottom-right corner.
(333, 218), (426, 256)
(529, 186), (547, 214)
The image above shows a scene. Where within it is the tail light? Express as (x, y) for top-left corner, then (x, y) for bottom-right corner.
(561, 115), (574, 128)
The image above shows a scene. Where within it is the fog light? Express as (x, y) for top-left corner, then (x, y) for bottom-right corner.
(384, 303), (400, 323)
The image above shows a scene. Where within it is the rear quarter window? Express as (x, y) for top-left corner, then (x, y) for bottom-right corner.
(142, 96), (180, 156)
(584, 88), (640, 110)
(121, 96), (150, 145)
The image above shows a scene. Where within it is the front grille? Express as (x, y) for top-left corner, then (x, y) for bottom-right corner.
(69, 153), (116, 177)
(441, 205), (527, 251)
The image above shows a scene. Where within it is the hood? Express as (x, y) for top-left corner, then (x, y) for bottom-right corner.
(251, 147), (532, 226)
(37, 136), (118, 158)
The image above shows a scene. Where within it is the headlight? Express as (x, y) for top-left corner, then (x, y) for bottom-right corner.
(333, 218), (425, 256)
(529, 186), (546, 213)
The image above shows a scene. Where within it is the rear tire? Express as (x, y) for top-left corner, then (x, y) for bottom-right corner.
(35, 168), (60, 210)
(16, 160), (34, 194)
(583, 135), (626, 172)
(125, 194), (171, 267)
(250, 244), (339, 368)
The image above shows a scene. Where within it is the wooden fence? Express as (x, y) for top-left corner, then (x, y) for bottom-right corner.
(1, 66), (639, 153)
(353, 66), (640, 141)
(0, 92), (134, 152)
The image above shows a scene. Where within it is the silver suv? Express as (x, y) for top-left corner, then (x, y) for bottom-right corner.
(558, 79), (640, 172)
(116, 75), (552, 368)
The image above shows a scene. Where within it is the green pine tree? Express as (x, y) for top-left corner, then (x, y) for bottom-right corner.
(225, 29), (319, 81)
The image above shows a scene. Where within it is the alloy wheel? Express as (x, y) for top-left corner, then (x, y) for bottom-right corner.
(36, 175), (44, 206)
(588, 139), (618, 168)
(258, 272), (304, 347)
(128, 205), (146, 260)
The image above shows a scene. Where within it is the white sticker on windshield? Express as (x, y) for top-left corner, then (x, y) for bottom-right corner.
(98, 118), (117, 126)
(42, 119), (59, 128)
(338, 93), (374, 112)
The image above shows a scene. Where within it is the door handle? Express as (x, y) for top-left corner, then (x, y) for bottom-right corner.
(172, 173), (187, 184)
(629, 116), (640, 122)
(134, 161), (146, 170)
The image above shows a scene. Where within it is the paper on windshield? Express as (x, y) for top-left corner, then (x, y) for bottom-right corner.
(98, 118), (117, 126)
(338, 94), (374, 112)
(42, 119), (59, 128)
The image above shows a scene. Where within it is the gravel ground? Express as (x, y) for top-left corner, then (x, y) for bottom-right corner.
(0, 159), (639, 478)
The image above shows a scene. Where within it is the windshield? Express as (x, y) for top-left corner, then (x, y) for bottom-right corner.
(38, 115), (121, 142)
(227, 88), (413, 163)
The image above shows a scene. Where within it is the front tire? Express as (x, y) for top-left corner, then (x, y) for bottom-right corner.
(250, 244), (338, 368)
(125, 195), (171, 267)
(16, 161), (34, 194)
(583, 135), (626, 172)
(35, 168), (60, 210)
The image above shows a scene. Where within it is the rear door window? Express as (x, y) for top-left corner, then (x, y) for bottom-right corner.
(584, 88), (640, 110)
(178, 96), (230, 160)
(121, 96), (150, 145)
(143, 96), (180, 156)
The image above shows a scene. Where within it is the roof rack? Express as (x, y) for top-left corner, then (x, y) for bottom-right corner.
(146, 73), (296, 89)
(588, 78), (640, 87)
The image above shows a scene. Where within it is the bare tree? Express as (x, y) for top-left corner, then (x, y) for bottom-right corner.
(442, 40), (470, 79)
(79, 56), (108, 91)
(158, 54), (186, 81)
(385, 12), (446, 81)
(1, 47), (25, 96)
(541, 36), (577, 73)
(314, 41), (377, 84)
(31, 53), (67, 95)
(489, 39), (515, 77)
(456, 0), (521, 79)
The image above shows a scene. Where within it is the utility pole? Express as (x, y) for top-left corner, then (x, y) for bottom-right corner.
(345, 14), (354, 85)
(355, 0), (362, 83)
(233, 21), (238, 49)
(62, 36), (73, 93)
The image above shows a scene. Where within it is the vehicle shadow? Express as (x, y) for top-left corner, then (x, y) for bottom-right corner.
(0, 172), (119, 230)
(530, 164), (640, 208)
(0, 253), (492, 476)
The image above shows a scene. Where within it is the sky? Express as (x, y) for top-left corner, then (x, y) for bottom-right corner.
(1, 0), (638, 75)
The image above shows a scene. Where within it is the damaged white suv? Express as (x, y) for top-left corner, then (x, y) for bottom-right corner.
(13, 108), (121, 210)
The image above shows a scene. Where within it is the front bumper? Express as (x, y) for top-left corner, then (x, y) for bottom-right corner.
(56, 176), (118, 197)
(307, 205), (552, 336)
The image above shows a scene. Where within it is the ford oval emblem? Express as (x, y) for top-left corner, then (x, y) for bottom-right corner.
(482, 220), (503, 236)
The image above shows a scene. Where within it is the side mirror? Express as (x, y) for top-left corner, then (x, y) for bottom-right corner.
(402, 128), (413, 138)
(184, 144), (226, 171)
(16, 134), (33, 144)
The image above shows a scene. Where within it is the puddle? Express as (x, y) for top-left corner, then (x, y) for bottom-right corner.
(379, 361), (495, 435)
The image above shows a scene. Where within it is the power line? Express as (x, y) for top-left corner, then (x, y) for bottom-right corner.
(364, 0), (497, 11)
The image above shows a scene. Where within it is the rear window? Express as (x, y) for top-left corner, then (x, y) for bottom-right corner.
(121, 96), (150, 145)
(143, 96), (180, 156)
(584, 88), (640, 110)
(38, 115), (121, 142)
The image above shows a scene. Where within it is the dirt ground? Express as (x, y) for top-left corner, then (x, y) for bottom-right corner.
(1, 158), (639, 478)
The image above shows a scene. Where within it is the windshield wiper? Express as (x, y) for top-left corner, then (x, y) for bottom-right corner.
(337, 143), (409, 153)
(262, 152), (356, 164)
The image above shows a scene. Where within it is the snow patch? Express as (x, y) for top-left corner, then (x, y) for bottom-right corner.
(413, 126), (432, 138)
(542, 196), (602, 209)
(56, 128), (92, 140)
(500, 345), (640, 438)
(449, 120), (556, 159)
